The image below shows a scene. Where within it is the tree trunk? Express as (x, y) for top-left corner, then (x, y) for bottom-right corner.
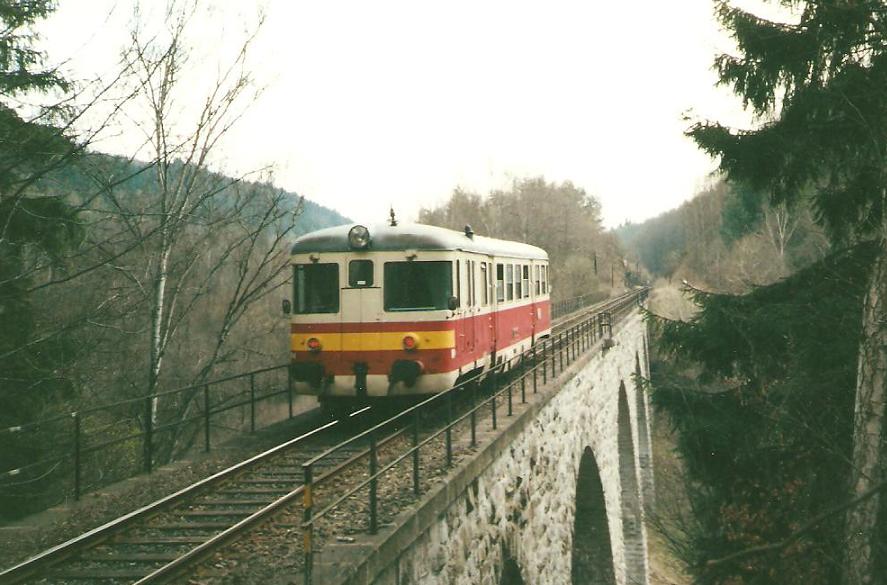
(148, 242), (171, 425)
(843, 238), (887, 585)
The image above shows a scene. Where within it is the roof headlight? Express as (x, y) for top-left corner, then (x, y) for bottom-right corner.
(348, 225), (370, 250)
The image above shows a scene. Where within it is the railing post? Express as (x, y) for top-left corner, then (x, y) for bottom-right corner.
(491, 368), (498, 430)
(287, 366), (294, 419)
(521, 366), (526, 404)
(550, 337), (556, 376)
(532, 347), (538, 394)
(73, 412), (81, 501)
(559, 333), (564, 374)
(250, 373), (256, 433)
(470, 381), (477, 447)
(542, 341), (548, 384)
(412, 409), (420, 495)
(507, 379), (513, 416)
(204, 384), (211, 452)
(143, 397), (153, 474)
(445, 391), (453, 467)
(369, 431), (378, 534)
(303, 463), (314, 585)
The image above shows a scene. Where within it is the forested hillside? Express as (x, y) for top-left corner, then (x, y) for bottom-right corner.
(642, 2), (887, 584)
(617, 179), (828, 292)
(420, 177), (631, 300)
(0, 0), (350, 517)
(3, 149), (348, 425)
(0, 148), (348, 516)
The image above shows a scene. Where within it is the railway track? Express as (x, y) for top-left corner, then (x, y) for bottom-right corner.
(0, 406), (412, 584)
(0, 290), (645, 584)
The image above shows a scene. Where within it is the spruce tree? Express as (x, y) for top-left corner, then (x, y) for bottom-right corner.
(689, 2), (887, 583)
(1, 2), (81, 460)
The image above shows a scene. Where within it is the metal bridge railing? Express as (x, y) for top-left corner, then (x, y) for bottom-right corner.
(0, 364), (296, 510)
(0, 287), (644, 515)
(299, 287), (647, 585)
(550, 290), (611, 320)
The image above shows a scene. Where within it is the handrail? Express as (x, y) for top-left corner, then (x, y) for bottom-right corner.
(299, 287), (648, 585)
(0, 287), (643, 516)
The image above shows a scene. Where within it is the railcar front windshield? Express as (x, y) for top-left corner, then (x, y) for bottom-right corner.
(294, 263), (339, 313)
(384, 261), (452, 311)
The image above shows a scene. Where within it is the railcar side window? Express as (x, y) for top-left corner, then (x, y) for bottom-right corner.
(480, 262), (488, 305)
(294, 263), (339, 314)
(496, 264), (505, 302)
(348, 260), (374, 287)
(506, 264), (514, 301)
(541, 265), (548, 294)
(534, 265), (540, 295)
(384, 261), (453, 311)
(522, 265), (530, 298)
(468, 260), (475, 306)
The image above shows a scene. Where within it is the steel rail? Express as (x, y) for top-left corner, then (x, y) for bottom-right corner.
(0, 288), (646, 584)
(301, 288), (648, 547)
(133, 423), (410, 584)
(0, 418), (341, 584)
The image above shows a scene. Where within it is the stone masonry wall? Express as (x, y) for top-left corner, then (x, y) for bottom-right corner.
(371, 313), (652, 585)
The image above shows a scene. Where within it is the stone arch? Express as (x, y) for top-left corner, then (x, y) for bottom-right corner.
(618, 380), (647, 585)
(499, 544), (525, 585)
(571, 446), (616, 585)
(634, 353), (655, 514)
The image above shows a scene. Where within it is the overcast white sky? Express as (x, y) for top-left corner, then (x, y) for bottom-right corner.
(40, 1), (759, 228)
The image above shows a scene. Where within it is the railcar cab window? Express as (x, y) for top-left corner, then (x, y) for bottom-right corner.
(348, 260), (374, 287)
(506, 264), (514, 301)
(522, 265), (530, 298)
(496, 264), (505, 302)
(384, 261), (453, 311)
(294, 263), (339, 314)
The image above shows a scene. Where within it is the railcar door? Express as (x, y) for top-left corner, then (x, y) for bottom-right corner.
(341, 259), (382, 396)
(454, 259), (476, 357)
(465, 259), (478, 357)
(490, 260), (504, 365)
(476, 260), (493, 364)
(530, 263), (539, 345)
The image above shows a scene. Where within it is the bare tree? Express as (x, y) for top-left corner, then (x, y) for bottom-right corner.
(762, 203), (799, 260)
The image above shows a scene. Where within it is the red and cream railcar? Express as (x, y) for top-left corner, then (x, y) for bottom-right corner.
(287, 222), (551, 404)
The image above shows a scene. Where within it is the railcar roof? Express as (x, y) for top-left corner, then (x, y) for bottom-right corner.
(290, 223), (548, 260)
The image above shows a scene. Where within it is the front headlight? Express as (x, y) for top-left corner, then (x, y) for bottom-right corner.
(348, 225), (370, 249)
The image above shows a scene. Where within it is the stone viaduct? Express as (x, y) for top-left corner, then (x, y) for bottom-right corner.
(316, 309), (653, 585)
